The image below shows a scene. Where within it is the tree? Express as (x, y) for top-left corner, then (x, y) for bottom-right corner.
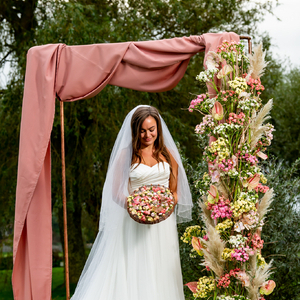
(269, 67), (300, 163)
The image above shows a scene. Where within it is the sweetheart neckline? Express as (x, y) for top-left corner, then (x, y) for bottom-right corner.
(131, 161), (170, 168)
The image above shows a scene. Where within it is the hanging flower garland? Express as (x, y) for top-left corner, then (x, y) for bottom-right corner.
(183, 41), (276, 300)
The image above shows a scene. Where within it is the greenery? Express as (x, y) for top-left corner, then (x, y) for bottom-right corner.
(261, 158), (300, 299)
(0, 268), (77, 300)
(1, 0), (299, 299)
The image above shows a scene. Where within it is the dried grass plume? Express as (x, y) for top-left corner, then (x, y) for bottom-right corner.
(200, 224), (226, 278)
(198, 197), (215, 228)
(250, 99), (273, 150)
(247, 261), (273, 300)
(258, 188), (274, 220)
(248, 43), (268, 79)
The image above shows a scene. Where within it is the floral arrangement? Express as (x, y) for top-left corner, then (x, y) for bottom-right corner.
(127, 184), (175, 224)
(183, 41), (276, 299)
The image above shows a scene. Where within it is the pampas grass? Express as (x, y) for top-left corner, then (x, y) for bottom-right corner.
(250, 99), (273, 150)
(198, 197), (215, 228)
(250, 124), (270, 150)
(250, 99), (273, 130)
(257, 188), (274, 220)
(248, 43), (268, 79)
(249, 251), (257, 278)
(200, 224), (226, 278)
(247, 261), (273, 300)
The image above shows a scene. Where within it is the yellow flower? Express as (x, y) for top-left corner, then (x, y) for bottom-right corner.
(260, 174), (267, 184)
(257, 253), (266, 267)
(222, 248), (234, 260)
(193, 276), (215, 298)
(216, 219), (233, 233)
(181, 225), (203, 244)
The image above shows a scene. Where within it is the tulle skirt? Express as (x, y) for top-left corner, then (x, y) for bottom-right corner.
(71, 208), (185, 300)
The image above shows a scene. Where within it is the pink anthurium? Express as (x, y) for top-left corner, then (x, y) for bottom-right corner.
(257, 151), (268, 160)
(191, 236), (204, 256)
(260, 280), (276, 295)
(211, 101), (224, 121)
(207, 185), (219, 204)
(247, 173), (260, 190)
(217, 64), (233, 79)
(185, 282), (198, 293)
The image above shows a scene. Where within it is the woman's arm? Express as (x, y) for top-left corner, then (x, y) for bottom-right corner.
(111, 148), (131, 208)
(168, 151), (178, 205)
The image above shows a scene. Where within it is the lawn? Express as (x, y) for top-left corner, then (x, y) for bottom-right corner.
(0, 268), (76, 300)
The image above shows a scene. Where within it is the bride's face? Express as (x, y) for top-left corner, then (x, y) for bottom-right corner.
(139, 116), (158, 148)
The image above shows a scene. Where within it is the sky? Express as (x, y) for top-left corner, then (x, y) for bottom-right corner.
(259, 0), (300, 66)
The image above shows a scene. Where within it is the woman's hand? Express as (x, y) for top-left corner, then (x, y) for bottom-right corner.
(173, 191), (178, 206)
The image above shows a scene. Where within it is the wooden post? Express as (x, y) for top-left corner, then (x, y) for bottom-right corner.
(60, 100), (70, 300)
(239, 35), (252, 54)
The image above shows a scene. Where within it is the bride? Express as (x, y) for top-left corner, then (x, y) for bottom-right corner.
(71, 105), (193, 300)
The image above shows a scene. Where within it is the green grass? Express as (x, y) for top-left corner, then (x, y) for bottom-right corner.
(0, 268), (76, 300)
(0, 270), (13, 300)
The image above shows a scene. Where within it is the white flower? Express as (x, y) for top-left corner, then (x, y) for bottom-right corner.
(229, 234), (247, 248)
(206, 51), (222, 70)
(234, 221), (245, 232)
(196, 68), (219, 82)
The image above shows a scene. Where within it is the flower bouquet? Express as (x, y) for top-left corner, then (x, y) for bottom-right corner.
(183, 40), (276, 299)
(127, 184), (175, 224)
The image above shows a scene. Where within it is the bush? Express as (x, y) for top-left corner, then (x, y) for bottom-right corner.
(0, 255), (13, 270)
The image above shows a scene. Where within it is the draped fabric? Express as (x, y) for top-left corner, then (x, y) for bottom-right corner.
(12, 32), (239, 300)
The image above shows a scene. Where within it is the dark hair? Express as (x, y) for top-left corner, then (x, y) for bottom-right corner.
(131, 106), (173, 175)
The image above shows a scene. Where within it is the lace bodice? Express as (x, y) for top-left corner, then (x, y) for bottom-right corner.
(129, 161), (170, 194)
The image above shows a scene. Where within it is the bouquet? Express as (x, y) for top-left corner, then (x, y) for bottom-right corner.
(127, 184), (175, 224)
(183, 40), (276, 300)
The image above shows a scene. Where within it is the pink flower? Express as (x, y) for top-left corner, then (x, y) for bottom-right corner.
(257, 151), (268, 160)
(217, 274), (230, 288)
(249, 233), (264, 250)
(206, 51), (222, 69)
(207, 185), (219, 204)
(236, 270), (250, 287)
(209, 197), (232, 220)
(192, 236), (204, 256)
(211, 170), (221, 183)
(217, 64), (233, 79)
(185, 282), (198, 293)
(260, 280), (276, 295)
(231, 247), (250, 262)
(244, 174), (260, 190)
(254, 183), (269, 193)
(211, 101), (224, 121)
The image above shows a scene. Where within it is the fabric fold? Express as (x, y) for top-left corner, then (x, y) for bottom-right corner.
(12, 32), (239, 300)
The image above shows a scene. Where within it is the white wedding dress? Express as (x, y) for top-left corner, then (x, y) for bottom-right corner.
(71, 161), (185, 300)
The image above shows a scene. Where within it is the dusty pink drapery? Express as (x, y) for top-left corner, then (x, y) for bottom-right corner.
(12, 32), (239, 300)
